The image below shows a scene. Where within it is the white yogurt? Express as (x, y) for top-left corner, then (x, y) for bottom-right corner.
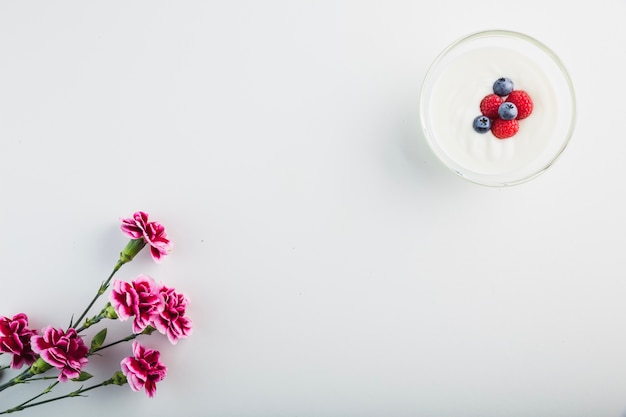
(420, 31), (576, 186)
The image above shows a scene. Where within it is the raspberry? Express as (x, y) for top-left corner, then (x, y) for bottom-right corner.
(491, 118), (519, 139)
(479, 94), (504, 119)
(506, 90), (533, 119)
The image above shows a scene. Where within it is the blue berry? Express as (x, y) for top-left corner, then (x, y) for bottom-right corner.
(498, 102), (518, 120)
(493, 77), (514, 96)
(472, 115), (491, 133)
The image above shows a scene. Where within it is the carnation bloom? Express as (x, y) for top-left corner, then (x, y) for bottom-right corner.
(0, 313), (38, 369)
(121, 341), (167, 398)
(120, 211), (172, 262)
(152, 285), (192, 345)
(31, 326), (88, 382)
(110, 275), (164, 334)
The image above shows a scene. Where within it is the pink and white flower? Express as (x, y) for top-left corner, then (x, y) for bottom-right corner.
(121, 341), (167, 398)
(110, 275), (192, 343)
(120, 211), (172, 263)
(152, 285), (192, 345)
(31, 326), (88, 382)
(110, 275), (164, 334)
(0, 313), (38, 369)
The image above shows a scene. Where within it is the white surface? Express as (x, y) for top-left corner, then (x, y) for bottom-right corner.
(1, 1), (625, 416)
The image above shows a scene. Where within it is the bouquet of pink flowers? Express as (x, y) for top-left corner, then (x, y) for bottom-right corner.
(0, 212), (192, 413)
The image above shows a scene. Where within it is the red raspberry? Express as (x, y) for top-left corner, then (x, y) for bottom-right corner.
(479, 94), (504, 119)
(506, 90), (533, 119)
(491, 118), (519, 139)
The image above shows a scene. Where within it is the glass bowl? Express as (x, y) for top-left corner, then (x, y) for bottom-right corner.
(419, 30), (576, 186)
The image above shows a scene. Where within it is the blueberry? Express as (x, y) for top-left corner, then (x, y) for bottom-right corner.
(498, 102), (518, 120)
(473, 115), (491, 133)
(493, 77), (514, 96)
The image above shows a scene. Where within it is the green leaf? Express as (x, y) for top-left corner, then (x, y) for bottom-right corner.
(71, 372), (93, 382)
(90, 328), (108, 351)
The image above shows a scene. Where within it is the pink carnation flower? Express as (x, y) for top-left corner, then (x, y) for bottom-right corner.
(0, 313), (38, 369)
(152, 285), (192, 345)
(121, 341), (167, 398)
(31, 326), (88, 382)
(110, 275), (164, 334)
(120, 211), (172, 262)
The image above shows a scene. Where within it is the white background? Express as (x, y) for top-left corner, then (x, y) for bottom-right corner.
(1, 1), (626, 416)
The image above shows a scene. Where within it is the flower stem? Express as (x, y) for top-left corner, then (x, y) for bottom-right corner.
(0, 378), (115, 414)
(0, 369), (33, 392)
(3, 381), (59, 413)
(72, 260), (123, 329)
(92, 335), (137, 354)
(76, 303), (115, 334)
(76, 312), (106, 334)
(90, 326), (156, 355)
(24, 376), (58, 381)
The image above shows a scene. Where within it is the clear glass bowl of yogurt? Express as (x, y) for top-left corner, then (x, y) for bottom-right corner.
(419, 30), (576, 186)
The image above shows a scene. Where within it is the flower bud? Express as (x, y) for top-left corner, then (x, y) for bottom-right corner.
(142, 325), (157, 336)
(104, 303), (118, 319)
(119, 239), (146, 265)
(111, 370), (127, 386)
(29, 357), (52, 375)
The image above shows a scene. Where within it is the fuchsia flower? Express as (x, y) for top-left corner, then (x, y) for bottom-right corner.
(110, 275), (164, 334)
(110, 275), (192, 344)
(0, 313), (38, 369)
(121, 341), (167, 398)
(152, 285), (192, 345)
(31, 326), (89, 382)
(120, 211), (172, 262)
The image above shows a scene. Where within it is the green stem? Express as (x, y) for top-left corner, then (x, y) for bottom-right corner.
(0, 369), (33, 392)
(6, 381), (60, 412)
(89, 326), (155, 355)
(76, 313), (105, 334)
(72, 260), (123, 329)
(23, 376), (58, 382)
(91, 334), (138, 354)
(0, 379), (114, 414)
(76, 304), (113, 334)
